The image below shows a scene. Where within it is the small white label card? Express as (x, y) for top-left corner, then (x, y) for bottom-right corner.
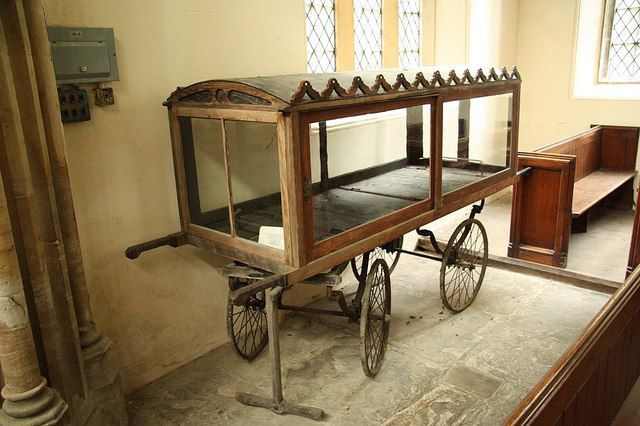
(258, 226), (285, 250)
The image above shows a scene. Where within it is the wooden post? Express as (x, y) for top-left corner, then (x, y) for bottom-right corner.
(0, 168), (66, 423)
(319, 121), (329, 192)
(406, 106), (423, 165)
(266, 287), (284, 404)
(235, 285), (324, 420)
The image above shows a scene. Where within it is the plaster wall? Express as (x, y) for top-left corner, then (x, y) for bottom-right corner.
(41, 0), (312, 393)
(516, 0), (640, 151)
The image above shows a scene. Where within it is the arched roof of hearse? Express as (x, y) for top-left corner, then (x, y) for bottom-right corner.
(164, 65), (521, 110)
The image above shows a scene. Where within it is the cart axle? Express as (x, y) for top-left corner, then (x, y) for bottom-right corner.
(392, 247), (443, 262)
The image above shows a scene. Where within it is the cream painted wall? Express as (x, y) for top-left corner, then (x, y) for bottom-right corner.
(41, 0), (312, 393)
(517, 0), (640, 151)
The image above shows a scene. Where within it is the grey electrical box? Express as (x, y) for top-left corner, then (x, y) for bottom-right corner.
(47, 27), (119, 84)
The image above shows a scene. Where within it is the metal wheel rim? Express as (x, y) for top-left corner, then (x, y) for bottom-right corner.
(439, 219), (488, 313)
(360, 259), (391, 378)
(226, 278), (268, 361)
(351, 236), (403, 281)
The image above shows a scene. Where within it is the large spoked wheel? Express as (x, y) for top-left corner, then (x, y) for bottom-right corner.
(226, 277), (268, 361)
(440, 218), (488, 313)
(360, 259), (391, 378)
(351, 236), (403, 281)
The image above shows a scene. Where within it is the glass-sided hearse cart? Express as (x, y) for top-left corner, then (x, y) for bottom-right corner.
(126, 66), (521, 420)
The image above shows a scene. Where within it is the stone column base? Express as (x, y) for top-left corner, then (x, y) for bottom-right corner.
(0, 378), (67, 425)
(80, 336), (127, 425)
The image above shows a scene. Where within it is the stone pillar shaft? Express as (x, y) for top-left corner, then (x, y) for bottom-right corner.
(0, 155), (66, 424)
(23, 0), (101, 349)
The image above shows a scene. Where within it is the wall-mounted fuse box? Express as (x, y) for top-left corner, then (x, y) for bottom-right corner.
(47, 27), (119, 84)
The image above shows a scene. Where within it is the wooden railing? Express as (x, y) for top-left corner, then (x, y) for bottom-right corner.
(506, 266), (640, 425)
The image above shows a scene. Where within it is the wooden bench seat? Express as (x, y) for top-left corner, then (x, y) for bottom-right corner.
(572, 169), (636, 217)
(509, 125), (639, 268)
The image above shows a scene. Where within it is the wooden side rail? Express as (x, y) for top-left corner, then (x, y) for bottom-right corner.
(509, 125), (639, 268)
(506, 266), (640, 425)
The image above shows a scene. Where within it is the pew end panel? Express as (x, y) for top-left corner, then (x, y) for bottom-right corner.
(509, 153), (575, 268)
(509, 125), (639, 268)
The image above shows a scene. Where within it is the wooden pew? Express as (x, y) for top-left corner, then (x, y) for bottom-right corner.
(509, 125), (639, 268)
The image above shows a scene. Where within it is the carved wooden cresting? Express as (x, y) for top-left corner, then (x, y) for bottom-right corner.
(165, 66), (521, 108)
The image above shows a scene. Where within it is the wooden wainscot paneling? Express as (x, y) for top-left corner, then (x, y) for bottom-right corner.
(509, 153), (575, 268)
(599, 125), (640, 171)
(506, 265), (640, 425)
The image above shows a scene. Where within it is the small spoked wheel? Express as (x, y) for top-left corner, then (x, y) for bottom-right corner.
(351, 236), (403, 281)
(440, 218), (488, 313)
(360, 259), (391, 378)
(226, 277), (268, 360)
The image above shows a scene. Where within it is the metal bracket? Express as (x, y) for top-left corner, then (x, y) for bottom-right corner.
(469, 198), (485, 219)
(415, 228), (443, 254)
(517, 166), (532, 178)
(302, 176), (313, 198)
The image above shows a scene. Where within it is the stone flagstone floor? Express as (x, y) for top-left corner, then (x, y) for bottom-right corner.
(126, 233), (609, 425)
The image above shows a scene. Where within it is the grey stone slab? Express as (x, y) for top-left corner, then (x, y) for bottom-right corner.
(384, 384), (482, 425)
(444, 365), (502, 399)
(460, 325), (569, 387)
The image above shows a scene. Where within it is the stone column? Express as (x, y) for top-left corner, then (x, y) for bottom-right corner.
(0, 0), (87, 405)
(22, 1), (126, 422)
(22, 0), (113, 374)
(0, 172), (66, 424)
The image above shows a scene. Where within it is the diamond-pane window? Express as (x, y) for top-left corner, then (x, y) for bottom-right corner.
(354, 0), (383, 70)
(600, 0), (640, 82)
(398, 0), (421, 68)
(306, 0), (336, 73)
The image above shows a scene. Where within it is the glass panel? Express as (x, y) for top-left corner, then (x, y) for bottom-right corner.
(441, 93), (512, 195)
(226, 121), (284, 248)
(309, 104), (431, 242)
(398, 0), (421, 68)
(354, 0), (383, 70)
(180, 117), (231, 234)
(180, 118), (284, 250)
(606, 0), (640, 81)
(306, 0), (336, 73)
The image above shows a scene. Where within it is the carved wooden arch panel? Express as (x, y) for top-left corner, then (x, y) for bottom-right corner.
(165, 81), (287, 109)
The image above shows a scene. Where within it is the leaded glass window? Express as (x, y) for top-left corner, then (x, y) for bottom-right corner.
(398, 0), (421, 68)
(354, 0), (383, 70)
(306, 0), (336, 73)
(600, 0), (640, 82)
